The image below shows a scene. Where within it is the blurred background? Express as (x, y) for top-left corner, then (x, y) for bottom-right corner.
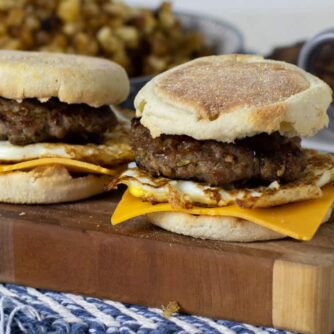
(2, 0), (334, 77)
(128, 0), (334, 55)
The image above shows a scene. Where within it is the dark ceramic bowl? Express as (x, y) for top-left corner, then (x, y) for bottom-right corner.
(298, 28), (334, 131)
(121, 12), (244, 109)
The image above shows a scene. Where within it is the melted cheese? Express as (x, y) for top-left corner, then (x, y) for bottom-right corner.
(0, 158), (118, 175)
(112, 185), (334, 241)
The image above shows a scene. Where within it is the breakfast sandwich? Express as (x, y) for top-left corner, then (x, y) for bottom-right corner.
(111, 54), (334, 242)
(0, 50), (134, 204)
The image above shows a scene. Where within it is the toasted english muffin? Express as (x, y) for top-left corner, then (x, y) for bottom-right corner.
(135, 54), (331, 142)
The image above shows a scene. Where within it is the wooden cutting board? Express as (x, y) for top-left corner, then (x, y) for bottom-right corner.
(0, 190), (333, 334)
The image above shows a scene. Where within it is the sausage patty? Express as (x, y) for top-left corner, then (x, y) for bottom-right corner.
(131, 118), (306, 187)
(0, 97), (117, 145)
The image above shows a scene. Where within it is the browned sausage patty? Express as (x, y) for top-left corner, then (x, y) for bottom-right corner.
(131, 118), (306, 187)
(0, 97), (117, 145)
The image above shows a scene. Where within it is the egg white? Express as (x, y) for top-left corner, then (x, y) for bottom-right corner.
(0, 123), (134, 166)
(117, 150), (334, 209)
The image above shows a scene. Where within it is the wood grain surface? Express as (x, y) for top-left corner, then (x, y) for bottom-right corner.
(0, 190), (333, 333)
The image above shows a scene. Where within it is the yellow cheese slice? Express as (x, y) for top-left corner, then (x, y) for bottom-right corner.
(112, 185), (334, 241)
(0, 158), (118, 176)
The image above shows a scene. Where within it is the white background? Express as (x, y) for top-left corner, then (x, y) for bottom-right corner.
(128, 0), (334, 54)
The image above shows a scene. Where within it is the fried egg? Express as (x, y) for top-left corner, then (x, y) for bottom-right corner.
(113, 150), (334, 209)
(0, 122), (134, 166)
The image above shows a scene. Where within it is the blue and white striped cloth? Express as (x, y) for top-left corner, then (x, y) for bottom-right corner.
(0, 284), (291, 334)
